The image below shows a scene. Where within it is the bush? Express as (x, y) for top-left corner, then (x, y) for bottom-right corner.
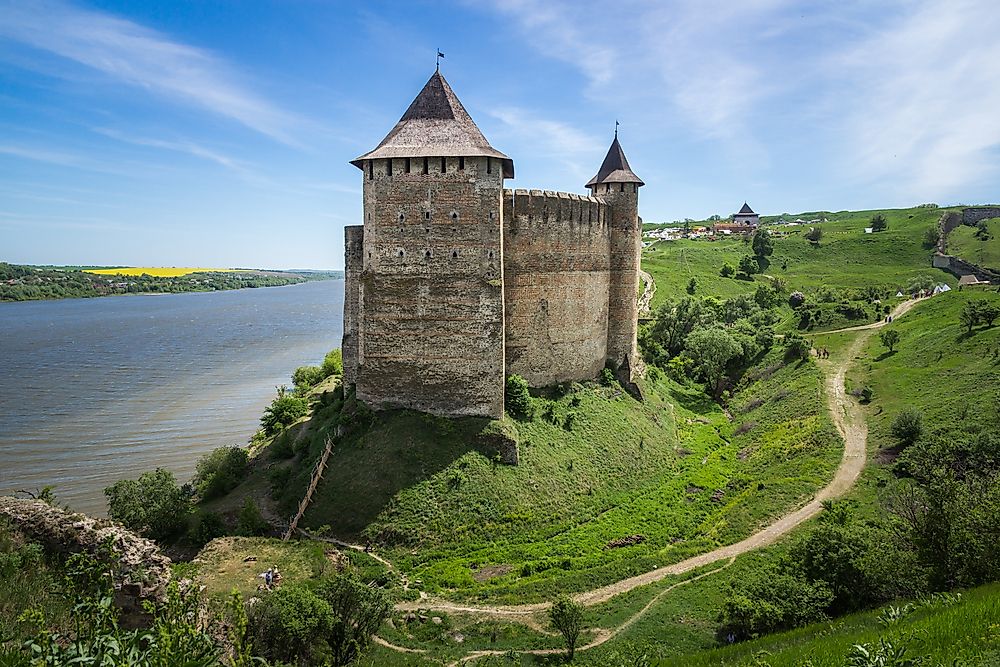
(804, 227), (823, 244)
(104, 468), (190, 541)
(784, 333), (811, 361)
(891, 408), (924, 447)
(600, 367), (617, 387)
(789, 291), (806, 308)
(717, 568), (832, 641)
(193, 446), (249, 500)
(292, 365), (325, 391)
(250, 584), (333, 664)
(321, 348), (344, 377)
(313, 574), (392, 666)
(187, 510), (226, 546)
(548, 594), (585, 661)
(505, 375), (532, 419)
(261, 387), (309, 435)
(236, 498), (270, 537)
(720, 263), (735, 278)
(870, 214), (888, 232)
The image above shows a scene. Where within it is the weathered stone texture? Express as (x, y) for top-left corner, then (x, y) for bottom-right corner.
(0, 497), (171, 617)
(962, 206), (1000, 226)
(342, 225), (363, 389)
(355, 156), (505, 418)
(503, 189), (612, 386)
(600, 183), (642, 374)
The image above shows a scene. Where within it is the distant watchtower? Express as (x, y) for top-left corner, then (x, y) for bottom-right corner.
(586, 134), (644, 378)
(344, 71), (514, 418)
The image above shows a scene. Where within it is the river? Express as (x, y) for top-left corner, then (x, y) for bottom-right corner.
(0, 280), (344, 516)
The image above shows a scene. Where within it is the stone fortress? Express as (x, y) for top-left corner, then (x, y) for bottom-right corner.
(341, 70), (644, 419)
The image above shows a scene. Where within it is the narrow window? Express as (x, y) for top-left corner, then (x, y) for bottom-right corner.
(488, 250), (494, 259)
(459, 156), (465, 170)
(422, 157), (429, 174)
(398, 212), (405, 222)
(489, 210), (495, 220)
(440, 157), (447, 173)
(386, 159), (393, 177)
(620, 183), (625, 192)
(398, 250), (404, 257)
(487, 158), (492, 174)
(405, 158), (411, 173)
(451, 250), (458, 259)
(424, 211), (431, 220)
(450, 211), (459, 221)
(425, 250), (431, 259)
(368, 161), (373, 180)
(633, 184), (638, 193)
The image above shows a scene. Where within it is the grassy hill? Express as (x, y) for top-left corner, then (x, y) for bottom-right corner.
(948, 216), (1000, 272)
(208, 353), (840, 604)
(642, 206), (952, 324)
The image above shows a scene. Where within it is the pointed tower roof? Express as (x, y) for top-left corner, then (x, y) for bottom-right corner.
(586, 135), (643, 188)
(737, 202), (755, 215)
(351, 71), (513, 178)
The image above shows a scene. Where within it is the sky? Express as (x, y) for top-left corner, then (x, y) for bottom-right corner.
(1, 0), (999, 269)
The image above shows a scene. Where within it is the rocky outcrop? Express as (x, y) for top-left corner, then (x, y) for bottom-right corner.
(0, 496), (171, 618)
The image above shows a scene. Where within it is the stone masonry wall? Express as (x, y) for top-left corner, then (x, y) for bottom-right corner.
(962, 206), (1000, 226)
(355, 156), (505, 418)
(601, 183), (641, 373)
(342, 225), (363, 389)
(502, 189), (611, 386)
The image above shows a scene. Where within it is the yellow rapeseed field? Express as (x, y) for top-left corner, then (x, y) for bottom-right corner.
(85, 267), (238, 277)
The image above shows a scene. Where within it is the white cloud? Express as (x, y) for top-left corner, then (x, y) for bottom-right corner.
(92, 127), (252, 175)
(0, 0), (305, 146)
(830, 0), (1000, 199)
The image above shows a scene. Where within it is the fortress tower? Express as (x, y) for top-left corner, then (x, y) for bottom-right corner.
(343, 71), (644, 419)
(586, 134), (644, 377)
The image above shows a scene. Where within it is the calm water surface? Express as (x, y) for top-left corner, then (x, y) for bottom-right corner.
(0, 280), (344, 515)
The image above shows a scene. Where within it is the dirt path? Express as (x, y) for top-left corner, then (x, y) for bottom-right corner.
(376, 299), (924, 660)
(816, 297), (924, 335)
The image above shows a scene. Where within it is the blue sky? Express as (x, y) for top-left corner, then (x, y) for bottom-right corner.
(2, 0), (999, 269)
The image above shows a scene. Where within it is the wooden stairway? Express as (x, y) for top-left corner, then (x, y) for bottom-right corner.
(282, 437), (334, 541)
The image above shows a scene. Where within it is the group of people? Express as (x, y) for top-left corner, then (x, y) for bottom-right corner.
(816, 347), (830, 359)
(257, 567), (283, 591)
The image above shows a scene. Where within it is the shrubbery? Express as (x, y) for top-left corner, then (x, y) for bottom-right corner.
(505, 374), (532, 419)
(890, 408), (924, 447)
(193, 446), (248, 500)
(261, 386), (309, 435)
(104, 468), (190, 541)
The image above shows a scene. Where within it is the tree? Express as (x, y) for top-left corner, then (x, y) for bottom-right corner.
(292, 364), (325, 391)
(649, 297), (708, 359)
(194, 446), (249, 500)
(879, 329), (900, 353)
(684, 327), (743, 396)
(738, 254), (758, 277)
(549, 595), (584, 661)
(923, 226), (941, 249)
(686, 277), (697, 294)
(235, 498), (270, 536)
(314, 574), (392, 666)
(249, 584), (333, 664)
(804, 227), (823, 244)
(505, 374), (532, 419)
(104, 468), (190, 541)
(260, 386), (309, 435)
(959, 301), (980, 333)
(870, 214), (888, 232)
(321, 348), (344, 377)
(751, 229), (774, 257)
(891, 408), (924, 447)
(784, 332), (811, 361)
(789, 291), (806, 308)
(978, 301), (999, 327)
(720, 263), (735, 278)
(754, 284), (779, 309)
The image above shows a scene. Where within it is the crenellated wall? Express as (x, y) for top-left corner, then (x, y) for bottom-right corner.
(502, 189), (612, 386)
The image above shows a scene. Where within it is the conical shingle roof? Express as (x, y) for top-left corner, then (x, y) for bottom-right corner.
(351, 71), (513, 178)
(737, 202), (755, 215)
(586, 135), (643, 188)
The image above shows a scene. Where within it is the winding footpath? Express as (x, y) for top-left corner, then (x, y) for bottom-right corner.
(372, 299), (924, 661)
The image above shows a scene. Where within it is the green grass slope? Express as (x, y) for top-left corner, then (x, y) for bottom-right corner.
(643, 206), (953, 312)
(949, 217), (1000, 272)
(657, 582), (1000, 667)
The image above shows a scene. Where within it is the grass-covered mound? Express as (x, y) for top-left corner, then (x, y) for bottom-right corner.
(211, 347), (840, 604)
(948, 216), (1000, 271)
